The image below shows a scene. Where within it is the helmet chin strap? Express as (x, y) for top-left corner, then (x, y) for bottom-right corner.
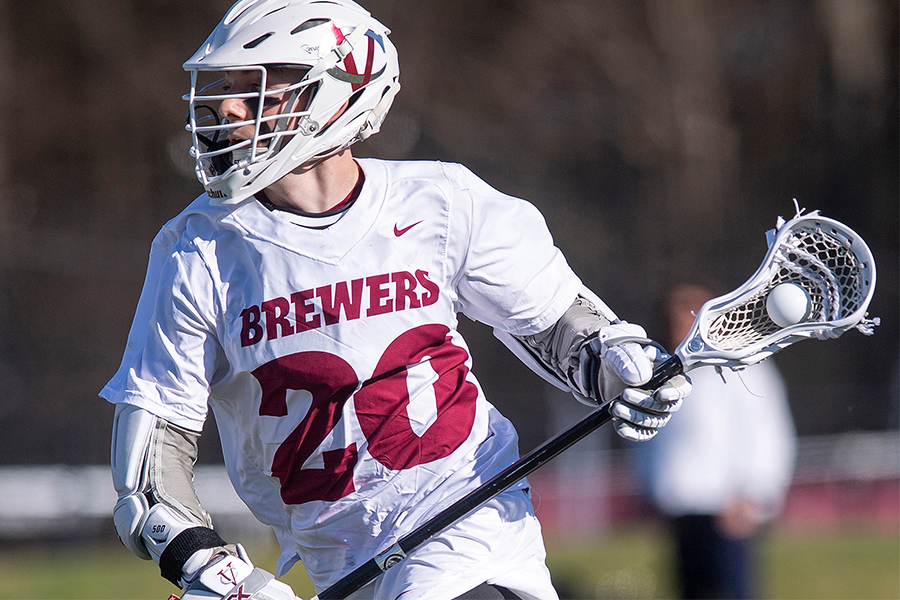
(304, 23), (368, 82)
(363, 81), (401, 136)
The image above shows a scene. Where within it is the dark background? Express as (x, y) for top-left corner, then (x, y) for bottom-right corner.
(0, 0), (896, 464)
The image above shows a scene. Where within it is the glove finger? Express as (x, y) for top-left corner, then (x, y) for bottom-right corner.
(609, 399), (673, 429)
(653, 374), (692, 403)
(612, 418), (661, 442)
(604, 342), (654, 386)
(620, 387), (682, 414)
(644, 345), (668, 365)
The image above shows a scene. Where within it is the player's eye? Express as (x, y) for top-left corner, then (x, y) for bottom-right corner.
(248, 90), (288, 113)
(262, 93), (283, 108)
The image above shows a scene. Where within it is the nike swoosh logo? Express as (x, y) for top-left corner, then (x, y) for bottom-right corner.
(393, 220), (423, 237)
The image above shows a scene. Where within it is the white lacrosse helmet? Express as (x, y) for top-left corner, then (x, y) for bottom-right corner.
(183, 0), (400, 204)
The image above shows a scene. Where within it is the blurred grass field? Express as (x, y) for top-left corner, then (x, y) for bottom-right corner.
(0, 524), (897, 600)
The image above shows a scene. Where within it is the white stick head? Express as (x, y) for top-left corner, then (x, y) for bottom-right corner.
(673, 210), (877, 372)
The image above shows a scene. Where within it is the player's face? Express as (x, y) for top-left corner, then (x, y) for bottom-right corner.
(219, 68), (311, 146)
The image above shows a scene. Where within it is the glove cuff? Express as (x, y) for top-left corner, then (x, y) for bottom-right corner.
(572, 322), (649, 398)
(159, 527), (228, 587)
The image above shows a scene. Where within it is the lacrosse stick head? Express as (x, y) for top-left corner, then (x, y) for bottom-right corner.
(675, 209), (878, 371)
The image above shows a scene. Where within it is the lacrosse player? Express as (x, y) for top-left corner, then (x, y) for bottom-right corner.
(101, 1), (691, 599)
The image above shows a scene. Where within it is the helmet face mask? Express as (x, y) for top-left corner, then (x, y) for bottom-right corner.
(187, 66), (316, 183)
(183, 0), (400, 204)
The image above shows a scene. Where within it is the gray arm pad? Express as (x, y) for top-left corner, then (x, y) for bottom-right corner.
(518, 295), (612, 383)
(495, 295), (613, 393)
(111, 404), (213, 561)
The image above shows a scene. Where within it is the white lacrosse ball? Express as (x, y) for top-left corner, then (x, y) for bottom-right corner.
(766, 282), (812, 327)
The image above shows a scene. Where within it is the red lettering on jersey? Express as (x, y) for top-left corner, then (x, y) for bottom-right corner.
(366, 273), (392, 317)
(355, 324), (477, 469)
(262, 297), (294, 340)
(291, 289), (321, 332)
(393, 271), (421, 311)
(318, 278), (364, 325)
(252, 325), (478, 504)
(239, 269), (442, 347)
(240, 305), (263, 347)
(416, 270), (440, 307)
(255, 351), (359, 504)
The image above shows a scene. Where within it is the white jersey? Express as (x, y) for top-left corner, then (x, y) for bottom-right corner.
(101, 159), (582, 589)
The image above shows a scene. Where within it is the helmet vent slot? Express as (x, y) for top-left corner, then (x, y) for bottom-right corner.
(263, 5), (288, 17)
(292, 18), (330, 34)
(346, 88), (364, 110)
(244, 32), (274, 49)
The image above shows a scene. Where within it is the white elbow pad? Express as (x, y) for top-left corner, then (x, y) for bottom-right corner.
(111, 404), (157, 559)
(113, 493), (152, 560)
(112, 494), (200, 563)
(111, 404), (213, 564)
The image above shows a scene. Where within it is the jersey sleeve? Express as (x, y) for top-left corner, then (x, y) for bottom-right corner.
(447, 164), (583, 336)
(101, 226), (222, 432)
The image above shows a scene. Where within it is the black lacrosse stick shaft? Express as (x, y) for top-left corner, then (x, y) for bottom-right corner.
(316, 404), (613, 600)
(315, 354), (685, 600)
(643, 354), (684, 390)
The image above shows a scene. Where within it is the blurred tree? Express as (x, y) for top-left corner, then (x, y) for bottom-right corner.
(0, 0), (895, 462)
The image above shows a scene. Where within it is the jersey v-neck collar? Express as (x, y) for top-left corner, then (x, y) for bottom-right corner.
(227, 159), (387, 264)
(254, 162), (366, 229)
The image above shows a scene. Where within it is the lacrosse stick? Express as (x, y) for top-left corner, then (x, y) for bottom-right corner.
(646, 206), (878, 386)
(314, 207), (878, 600)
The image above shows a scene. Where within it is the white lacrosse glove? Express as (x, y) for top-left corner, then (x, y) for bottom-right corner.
(576, 322), (691, 442)
(178, 545), (302, 600)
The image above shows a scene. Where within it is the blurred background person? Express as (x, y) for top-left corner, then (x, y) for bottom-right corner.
(638, 282), (798, 599)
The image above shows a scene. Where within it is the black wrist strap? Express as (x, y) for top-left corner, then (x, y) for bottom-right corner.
(159, 527), (227, 587)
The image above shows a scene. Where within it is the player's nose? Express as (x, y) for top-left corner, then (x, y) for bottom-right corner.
(219, 97), (250, 125)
